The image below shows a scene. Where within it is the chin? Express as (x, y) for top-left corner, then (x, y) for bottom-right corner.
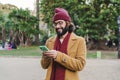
(57, 29), (62, 33)
(57, 30), (62, 34)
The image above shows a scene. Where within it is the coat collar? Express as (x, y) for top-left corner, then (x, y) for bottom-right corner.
(48, 32), (78, 42)
(68, 33), (79, 50)
(48, 32), (79, 51)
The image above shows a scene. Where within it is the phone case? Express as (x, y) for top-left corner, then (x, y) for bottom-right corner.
(39, 46), (49, 51)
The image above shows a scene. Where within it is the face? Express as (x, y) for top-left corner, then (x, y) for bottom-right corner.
(53, 20), (68, 38)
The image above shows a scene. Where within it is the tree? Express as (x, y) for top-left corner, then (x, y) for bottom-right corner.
(8, 8), (39, 46)
(0, 11), (6, 48)
(79, 0), (120, 49)
(34, 0), (40, 45)
(0, 3), (18, 48)
(40, 0), (120, 50)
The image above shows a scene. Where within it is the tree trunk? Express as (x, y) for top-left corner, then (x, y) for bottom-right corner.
(2, 27), (6, 48)
(34, 0), (40, 45)
(16, 31), (25, 47)
(9, 28), (14, 42)
(25, 37), (32, 46)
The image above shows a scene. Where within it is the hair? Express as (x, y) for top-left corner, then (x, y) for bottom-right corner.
(66, 22), (76, 33)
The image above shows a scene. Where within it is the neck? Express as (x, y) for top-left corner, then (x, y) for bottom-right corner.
(60, 32), (68, 39)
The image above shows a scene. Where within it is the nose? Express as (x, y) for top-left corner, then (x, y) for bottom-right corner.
(55, 24), (60, 28)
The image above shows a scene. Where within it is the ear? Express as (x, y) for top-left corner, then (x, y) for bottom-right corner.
(66, 21), (70, 27)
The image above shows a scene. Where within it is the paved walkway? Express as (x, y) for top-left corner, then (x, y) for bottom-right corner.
(0, 57), (120, 80)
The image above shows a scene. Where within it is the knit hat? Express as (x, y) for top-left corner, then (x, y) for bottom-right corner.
(53, 8), (71, 22)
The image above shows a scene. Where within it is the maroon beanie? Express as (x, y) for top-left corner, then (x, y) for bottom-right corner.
(53, 8), (71, 22)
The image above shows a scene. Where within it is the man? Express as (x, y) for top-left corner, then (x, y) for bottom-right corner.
(41, 8), (86, 80)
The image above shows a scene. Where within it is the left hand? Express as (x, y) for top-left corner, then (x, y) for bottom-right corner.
(43, 50), (57, 59)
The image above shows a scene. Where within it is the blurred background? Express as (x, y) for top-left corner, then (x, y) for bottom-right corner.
(0, 0), (120, 80)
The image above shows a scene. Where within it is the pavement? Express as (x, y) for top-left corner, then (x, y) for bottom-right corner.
(0, 57), (120, 80)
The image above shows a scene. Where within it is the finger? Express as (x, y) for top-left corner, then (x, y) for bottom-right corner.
(45, 53), (54, 58)
(45, 54), (53, 57)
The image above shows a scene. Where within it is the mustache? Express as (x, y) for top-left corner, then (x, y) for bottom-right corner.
(56, 28), (63, 30)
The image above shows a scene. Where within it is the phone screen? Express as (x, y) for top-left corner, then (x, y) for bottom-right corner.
(39, 46), (49, 51)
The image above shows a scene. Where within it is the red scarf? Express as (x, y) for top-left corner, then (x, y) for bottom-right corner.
(50, 33), (71, 80)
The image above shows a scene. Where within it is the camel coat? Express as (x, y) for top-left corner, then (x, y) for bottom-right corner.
(41, 33), (86, 80)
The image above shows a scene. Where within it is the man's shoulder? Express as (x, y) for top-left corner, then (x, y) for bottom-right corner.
(46, 35), (56, 42)
(71, 33), (85, 40)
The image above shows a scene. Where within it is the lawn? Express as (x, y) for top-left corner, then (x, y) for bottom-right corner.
(87, 50), (117, 59)
(0, 46), (42, 57)
(0, 46), (118, 59)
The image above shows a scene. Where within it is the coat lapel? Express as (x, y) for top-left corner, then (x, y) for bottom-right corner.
(48, 33), (78, 54)
(67, 33), (78, 54)
(47, 36), (56, 50)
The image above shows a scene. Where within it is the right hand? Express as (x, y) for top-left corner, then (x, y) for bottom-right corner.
(43, 50), (57, 59)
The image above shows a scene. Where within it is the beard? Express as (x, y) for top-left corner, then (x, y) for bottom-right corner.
(56, 27), (69, 38)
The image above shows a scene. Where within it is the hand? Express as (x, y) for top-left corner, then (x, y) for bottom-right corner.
(43, 50), (57, 59)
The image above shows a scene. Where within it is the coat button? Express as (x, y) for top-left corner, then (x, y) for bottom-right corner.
(63, 58), (66, 62)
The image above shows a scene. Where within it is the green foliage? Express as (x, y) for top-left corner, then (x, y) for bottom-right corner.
(0, 12), (4, 33)
(40, 0), (120, 41)
(8, 8), (39, 35)
(8, 8), (39, 45)
(40, 34), (49, 45)
(0, 11), (6, 27)
(39, 29), (50, 45)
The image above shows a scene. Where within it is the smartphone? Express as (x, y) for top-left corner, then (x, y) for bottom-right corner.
(39, 45), (49, 51)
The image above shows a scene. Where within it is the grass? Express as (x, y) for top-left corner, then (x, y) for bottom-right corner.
(87, 50), (117, 59)
(0, 46), (42, 57)
(0, 46), (118, 59)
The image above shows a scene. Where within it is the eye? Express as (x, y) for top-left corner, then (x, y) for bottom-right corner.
(53, 21), (63, 27)
(59, 21), (63, 25)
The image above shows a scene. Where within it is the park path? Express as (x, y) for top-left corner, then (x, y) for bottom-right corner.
(0, 57), (120, 80)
